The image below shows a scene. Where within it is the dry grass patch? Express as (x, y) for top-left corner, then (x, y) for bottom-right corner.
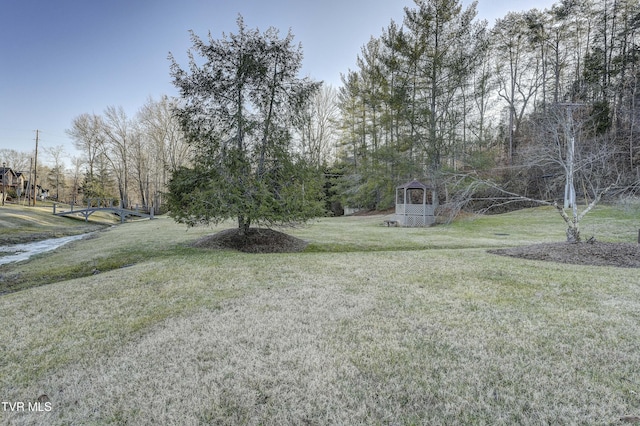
(0, 217), (215, 293)
(7, 284), (373, 424)
(0, 205), (106, 245)
(2, 248), (640, 424)
(2, 206), (640, 424)
(297, 207), (571, 253)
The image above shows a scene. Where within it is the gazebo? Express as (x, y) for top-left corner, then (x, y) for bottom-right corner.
(394, 179), (437, 227)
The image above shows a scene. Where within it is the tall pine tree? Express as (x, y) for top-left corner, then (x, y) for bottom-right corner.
(167, 16), (324, 234)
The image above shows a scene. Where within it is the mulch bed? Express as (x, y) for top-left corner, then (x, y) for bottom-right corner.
(488, 242), (640, 268)
(191, 228), (308, 254)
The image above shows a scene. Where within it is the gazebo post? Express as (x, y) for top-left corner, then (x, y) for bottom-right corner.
(403, 186), (408, 226)
(423, 185), (427, 226)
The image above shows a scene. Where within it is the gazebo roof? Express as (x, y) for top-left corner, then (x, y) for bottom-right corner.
(397, 179), (431, 190)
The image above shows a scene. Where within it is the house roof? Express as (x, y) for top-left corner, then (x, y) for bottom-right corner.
(1, 167), (17, 178)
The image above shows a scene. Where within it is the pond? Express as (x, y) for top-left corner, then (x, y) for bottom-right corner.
(0, 233), (90, 266)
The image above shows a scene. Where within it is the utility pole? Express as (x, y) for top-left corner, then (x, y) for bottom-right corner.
(33, 130), (39, 206)
(28, 158), (33, 206)
(2, 161), (5, 206)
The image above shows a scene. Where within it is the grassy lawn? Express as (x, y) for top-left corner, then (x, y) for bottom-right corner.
(1, 205), (639, 424)
(0, 203), (110, 245)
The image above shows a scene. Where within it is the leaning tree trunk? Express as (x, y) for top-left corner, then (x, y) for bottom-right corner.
(555, 184), (614, 243)
(555, 202), (582, 243)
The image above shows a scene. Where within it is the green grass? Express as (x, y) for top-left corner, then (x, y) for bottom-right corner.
(1, 205), (639, 425)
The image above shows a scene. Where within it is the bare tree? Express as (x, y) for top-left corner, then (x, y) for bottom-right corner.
(66, 113), (105, 179)
(0, 149), (31, 172)
(493, 12), (544, 163)
(68, 156), (84, 204)
(137, 96), (190, 209)
(294, 85), (339, 166)
(102, 106), (133, 208)
(44, 145), (67, 201)
(495, 103), (621, 242)
(129, 130), (149, 208)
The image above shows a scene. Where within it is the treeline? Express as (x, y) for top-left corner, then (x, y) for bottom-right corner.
(66, 96), (190, 210)
(332, 0), (640, 210)
(3, 97), (191, 209)
(21, 0), (639, 215)
(62, 84), (341, 212)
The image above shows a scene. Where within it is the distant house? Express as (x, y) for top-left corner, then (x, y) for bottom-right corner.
(14, 172), (25, 197)
(1, 168), (48, 202)
(23, 182), (49, 201)
(37, 185), (49, 200)
(1, 167), (18, 200)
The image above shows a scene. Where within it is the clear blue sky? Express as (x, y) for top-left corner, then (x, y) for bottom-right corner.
(0, 0), (556, 166)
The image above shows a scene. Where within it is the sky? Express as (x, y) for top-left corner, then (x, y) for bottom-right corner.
(0, 0), (558, 167)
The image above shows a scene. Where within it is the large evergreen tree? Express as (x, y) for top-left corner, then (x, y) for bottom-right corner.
(167, 16), (324, 234)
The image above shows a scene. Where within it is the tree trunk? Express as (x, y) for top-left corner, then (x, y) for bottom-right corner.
(238, 215), (251, 236)
(566, 225), (581, 244)
(555, 201), (581, 243)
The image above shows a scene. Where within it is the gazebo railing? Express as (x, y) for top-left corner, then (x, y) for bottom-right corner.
(394, 204), (435, 226)
(395, 204), (435, 216)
